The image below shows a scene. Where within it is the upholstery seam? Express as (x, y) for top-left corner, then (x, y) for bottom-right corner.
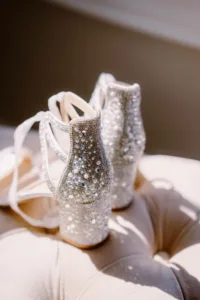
(75, 253), (147, 300)
(142, 193), (159, 254)
(171, 215), (200, 254)
(53, 241), (70, 300)
(0, 227), (28, 241)
(169, 263), (186, 300)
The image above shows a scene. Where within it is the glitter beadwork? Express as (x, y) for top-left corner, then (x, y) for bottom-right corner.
(38, 100), (112, 247)
(39, 111), (69, 193)
(92, 78), (146, 209)
(111, 164), (137, 209)
(56, 113), (112, 246)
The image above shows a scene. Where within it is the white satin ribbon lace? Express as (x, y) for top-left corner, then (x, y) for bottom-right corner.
(8, 91), (96, 229)
(8, 110), (69, 229)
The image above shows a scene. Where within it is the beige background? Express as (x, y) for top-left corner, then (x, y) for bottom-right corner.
(1, 0), (200, 159)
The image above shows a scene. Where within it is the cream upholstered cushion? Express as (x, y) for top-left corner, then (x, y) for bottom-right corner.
(0, 155), (200, 300)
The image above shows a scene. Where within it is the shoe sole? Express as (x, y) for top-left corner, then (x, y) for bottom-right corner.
(112, 198), (133, 211)
(60, 231), (110, 249)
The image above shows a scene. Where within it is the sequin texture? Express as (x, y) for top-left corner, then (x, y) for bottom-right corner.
(56, 114), (112, 246)
(101, 83), (146, 209)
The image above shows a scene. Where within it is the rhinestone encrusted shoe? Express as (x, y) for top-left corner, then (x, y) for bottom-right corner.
(8, 91), (112, 248)
(90, 73), (146, 210)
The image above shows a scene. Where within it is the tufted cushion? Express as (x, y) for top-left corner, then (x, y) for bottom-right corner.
(0, 155), (200, 299)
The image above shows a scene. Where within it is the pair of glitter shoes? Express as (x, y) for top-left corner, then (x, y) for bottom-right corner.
(1, 73), (145, 248)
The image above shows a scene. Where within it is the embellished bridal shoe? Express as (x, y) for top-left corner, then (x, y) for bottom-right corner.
(90, 73), (146, 210)
(4, 92), (112, 248)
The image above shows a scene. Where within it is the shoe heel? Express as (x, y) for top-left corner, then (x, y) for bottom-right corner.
(111, 164), (137, 210)
(56, 114), (112, 248)
(59, 197), (111, 248)
(101, 82), (145, 210)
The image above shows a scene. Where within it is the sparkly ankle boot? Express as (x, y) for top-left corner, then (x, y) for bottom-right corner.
(90, 74), (146, 210)
(55, 93), (112, 248)
(8, 91), (112, 248)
